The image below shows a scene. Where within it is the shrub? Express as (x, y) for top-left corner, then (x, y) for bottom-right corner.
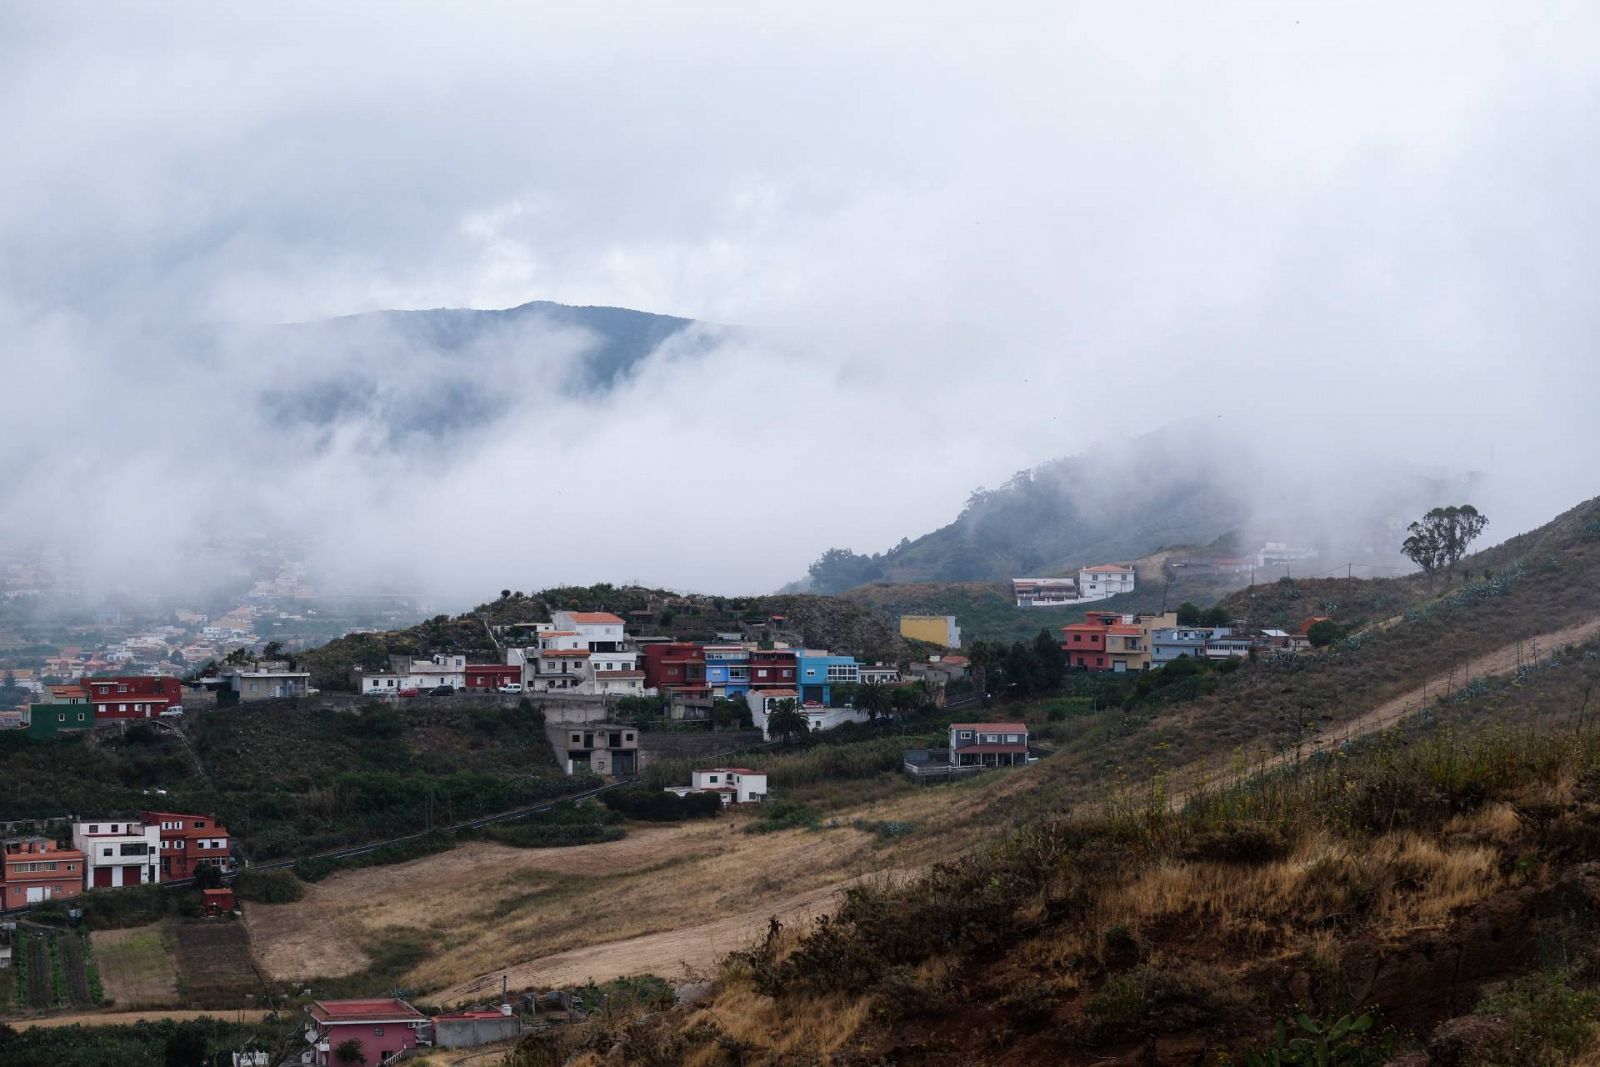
(1245, 1011), (1392, 1067)
(1307, 620), (1346, 648)
(600, 787), (722, 822)
(1466, 970), (1600, 1066)
(233, 868), (304, 904)
(744, 800), (821, 834)
(1180, 824), (1294, 865)
(1082, 962), (1252, 1044)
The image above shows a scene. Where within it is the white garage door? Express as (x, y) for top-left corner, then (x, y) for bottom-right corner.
(25, 886), (46, 903)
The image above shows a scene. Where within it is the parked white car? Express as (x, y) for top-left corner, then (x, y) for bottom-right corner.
(497, 683), (525, 695)
(159, 706), (185, 718)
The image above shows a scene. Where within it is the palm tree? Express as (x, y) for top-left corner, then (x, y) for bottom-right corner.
(765, 698), (810, 744)
(856, 681), (890, 721)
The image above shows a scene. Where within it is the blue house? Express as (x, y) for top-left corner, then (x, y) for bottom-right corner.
(797, 652), (859, 705)
(703, 646), (750, 697)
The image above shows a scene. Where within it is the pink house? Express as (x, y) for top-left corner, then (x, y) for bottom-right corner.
(304, 999), (428, 1065)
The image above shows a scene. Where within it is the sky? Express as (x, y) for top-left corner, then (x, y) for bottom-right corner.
(2, 2), (1597, 603)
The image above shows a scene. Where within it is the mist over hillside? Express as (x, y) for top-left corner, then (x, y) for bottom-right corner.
(250, 301), (699, 445)
(805, 424), (1484, 593)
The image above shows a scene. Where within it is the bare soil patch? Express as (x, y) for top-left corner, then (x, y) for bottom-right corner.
(173, 922), (259, 1008)
(92, 923), (179, 1009)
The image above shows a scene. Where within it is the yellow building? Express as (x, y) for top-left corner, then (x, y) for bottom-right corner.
(899, 615), (962, 649)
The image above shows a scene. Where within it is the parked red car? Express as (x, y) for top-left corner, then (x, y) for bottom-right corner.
(397, 688), (421, 698)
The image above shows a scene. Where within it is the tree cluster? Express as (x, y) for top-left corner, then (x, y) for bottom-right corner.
(1176, 601), (1231, 627)
(969, 629), (1068, 700)
(1401, 505), (1488, 574)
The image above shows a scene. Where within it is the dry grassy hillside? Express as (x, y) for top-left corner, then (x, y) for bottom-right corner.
(587, 637), (1600, 1065)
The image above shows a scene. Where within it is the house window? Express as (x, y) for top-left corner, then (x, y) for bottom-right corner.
(625, 733), (634, 742)
(707, 775), (719, 783)
(374, 1027), (384, 1037)
(89, 825), (99, 833)
(958, 731), (972, 740)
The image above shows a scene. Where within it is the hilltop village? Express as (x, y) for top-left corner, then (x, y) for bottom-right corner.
(6, 497), (1595, 1067)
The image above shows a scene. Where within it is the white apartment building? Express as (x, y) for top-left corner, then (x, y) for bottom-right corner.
(70, 819), (161, 889)
(520, 613), (644, 694)
(1077, 564), (1136, 602)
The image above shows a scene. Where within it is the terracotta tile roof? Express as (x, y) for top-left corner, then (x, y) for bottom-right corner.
(952, 742), (1029, 754)
(950, 723), (1027, 732)
(565, 612), (625, 625)
(596, 670), (645, 678)
(1106, 625), (1144, 635)
(542, 649), (591, 658)
(1081, 563), (1135, 573)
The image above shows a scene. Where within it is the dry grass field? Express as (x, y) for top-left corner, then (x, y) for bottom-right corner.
(91, 923), (179, 1009)
(246, 774), (1010, 1001)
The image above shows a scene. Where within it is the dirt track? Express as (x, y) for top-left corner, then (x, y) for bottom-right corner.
(1172, 616), (1600, 807)
(8, 1009), (268, 1030)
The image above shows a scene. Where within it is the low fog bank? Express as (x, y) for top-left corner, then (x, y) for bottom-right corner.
(1, 298), (1585, 610)
(3, 5), (1598, 608)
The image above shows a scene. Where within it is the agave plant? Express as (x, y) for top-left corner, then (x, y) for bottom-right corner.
(1245, 1010), (1391, 1067)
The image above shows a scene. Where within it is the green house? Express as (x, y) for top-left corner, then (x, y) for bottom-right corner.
(24, 703), (93, 739)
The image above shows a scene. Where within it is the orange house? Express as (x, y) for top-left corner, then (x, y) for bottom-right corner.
(1, 837), (86, 909)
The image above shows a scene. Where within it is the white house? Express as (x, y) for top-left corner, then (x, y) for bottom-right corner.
(551, 611), (627, 651)
(668, 767), (769, 805)
(520, 614), (643, 694)
(745, 689), (868, 740)
(70, 819), (162, 889)
(1077, 564), (1136, 602)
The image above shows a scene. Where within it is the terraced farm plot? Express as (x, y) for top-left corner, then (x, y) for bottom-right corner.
(174, 923), (259, 1009)
(93, 923), (180, 1008)
(5, 929), (102, 1013)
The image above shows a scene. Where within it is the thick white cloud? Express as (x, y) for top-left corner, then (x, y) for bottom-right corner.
(2, 2), (1596, 601)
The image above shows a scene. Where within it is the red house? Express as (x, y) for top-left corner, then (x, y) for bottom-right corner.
(747, 649), (798, 690)
(640, 643), (707, 691)
(464, 664), (521, 691)
(1062, 611), (1123, 672)
(81, 676), (182, 721)
(305, 999), (428, 1066)
(140, 811), (234, 880)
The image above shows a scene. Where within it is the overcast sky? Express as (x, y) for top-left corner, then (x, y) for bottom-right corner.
(3, 2), (1597, 602)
